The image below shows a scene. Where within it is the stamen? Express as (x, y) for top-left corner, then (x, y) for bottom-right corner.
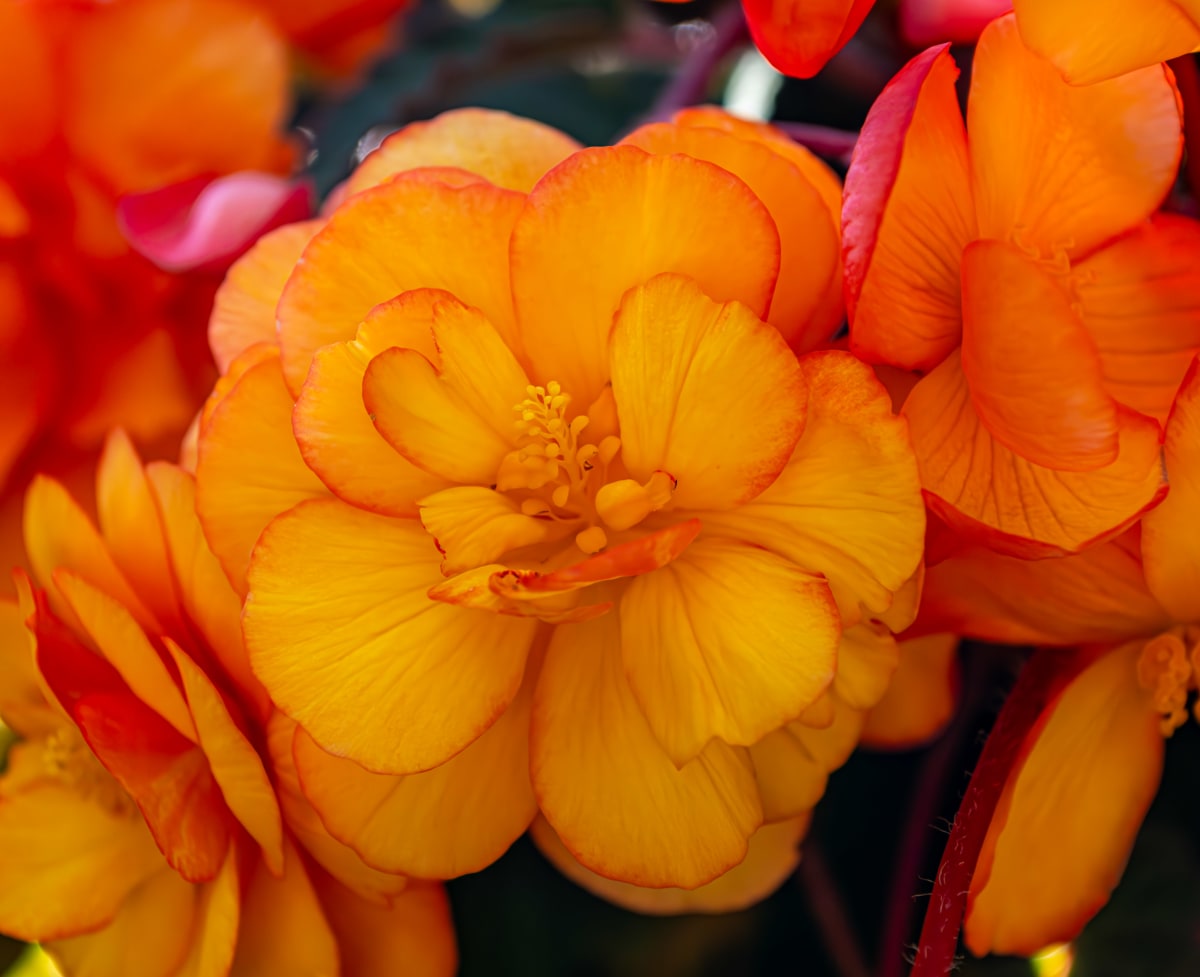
(42, 727), (134, 817)
(1137, 632), (1194, 736)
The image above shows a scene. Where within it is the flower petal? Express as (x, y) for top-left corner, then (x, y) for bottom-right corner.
(903, 351), (1166, 556)
(170, 847), (240, 977)
(531, 813), (809, 914)
(510, 145), (781, 408)
(531, 612), (763, 888)
(1077, 215), (1200, 424)
(619, 536), (838, 764)
(209, 220), (322, 373)
(742, 0), (875, 78)
(966, 644), (1164, 955)
(195, 354), (328, 594)
(1142, 357), (1200, 622)
(697, 350), (924, 622)
(610, 274), (807, 509)
(960, 240), (1119, 471)
(363, 299), (529, 484)
(1013, 0), (1200, 85)
(245, 499), (536, 774)
(293, 290), (450, 516)
(293, 653), (537, 879)
(621, 122), (841, 350)
(862, 634), (959, 748)
(969, 14), (1182, 258)
(843, 44), (975, 371)
(277, 171), (524, 394)
(418, 486), (565, 575)
(347, 108), (580, 195)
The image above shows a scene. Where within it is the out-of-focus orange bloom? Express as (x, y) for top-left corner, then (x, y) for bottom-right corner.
(192, 106), (927, 907)
(899, 0), (1012, 45)
(0, 431), (456, 977)
(911, 358), (1200, 955)
(843, 14), (1200, 558)
(1013, 0), (1200, 85)
(250, 0), (412, 75)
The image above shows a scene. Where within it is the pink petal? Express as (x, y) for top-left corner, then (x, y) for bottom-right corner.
(900, 0), (1013, 45)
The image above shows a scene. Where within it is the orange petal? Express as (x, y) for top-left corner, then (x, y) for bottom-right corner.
(969, 14), (1182, 258)
(0, 0), (55, 162)
(966, 644), (1164, 955)
(169, 644), (284, 876)
(621, 123), (841, 350)
(609, 274), (806, 509)
(844, 44), (975, 371)
(530, 612), (763, 888)
(903, 351), (1166, 556)
(697, 351), (924, 622)
(245, 498), (537, 774)
(277, 171), (524, 394)
(917, 532), (1172, 646)
(195, 355), (328, 594)
(620, 536), (838, 764)
(418, 486), (565, 575)
(317, 879), (458, 977)
(293, 655), (537, 879)
(209, 220), (322, 372)
(293, 291), (450, 517)
(510, 145), (781, 408)
(960, 240), (1119, 471)
(0, 778), (164, 942)
(228, 839), (338, 977)
(171, 846), (240, 977)
(1013, 0), (1200, 85)
(347, 108), (580, 195)
(742, 0), (875, 78)
(0, 597), (54, 736)
(46, 868), (196, 977)
(862, 634), (959, 748)
(1077, 214), (1200, 424)
(363, 300), (529, 484)
(531, 813), (809, 914)
(1142, 357), (1200, 622)
(62, 0), (289, 192)
(265, 713), (410, 904)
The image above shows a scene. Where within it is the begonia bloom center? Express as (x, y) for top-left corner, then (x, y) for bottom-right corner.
(1136, 626), (1200, 736)
(41, 727), (134, 818)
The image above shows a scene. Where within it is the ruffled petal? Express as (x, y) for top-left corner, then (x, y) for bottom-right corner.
(277, 171), (524, 393)
(966, 644), (1164, 955)
(171, 848), (240, 977)
(531, 814), (809, 914)
(1077, 215), (1200, 424)
(903, 351), (1166, 556)
(969, 14), (1182, 258)
(742, 0), (875, 78)
(609, 274), (807, 509)
(843, 44), (975, 371)
(531, 612), (763, 888)
(418, 487), (565, 575)
(1142, 357), (1200, 622)
(347, 108), (580, 195)
(960, 240), (1119, 471)
(619, 536), (838, 764)
(510, 145), (781, 408)
(244, 499), (537, 774)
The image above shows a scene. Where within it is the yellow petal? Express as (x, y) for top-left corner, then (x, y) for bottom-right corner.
(531, 612), (763, 888)
(620, 536), (838, 764)
(171, 847), (240, 977)
(610, 274), (807, 509)
(245, 498), (536, 774)
(418, 486), (563, 575)
(863, 634), (959, 748)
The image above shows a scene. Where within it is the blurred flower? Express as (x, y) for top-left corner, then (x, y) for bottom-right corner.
(193, 106), (926, 904)
(0, 431), (456, 977)
(911, 358), (1200, 955)
(899, 0), (1012, 45)
(1012, 0), (1200, 85)
(843, 14), (1200, 558)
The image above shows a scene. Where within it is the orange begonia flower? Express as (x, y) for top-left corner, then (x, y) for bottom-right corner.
(0, 432), (456, 977)
(843, 14), (1200, 558)
(911, 358), (1200, 955)
(1013, 0), (1200, 85)
(193, 106), (927, 902)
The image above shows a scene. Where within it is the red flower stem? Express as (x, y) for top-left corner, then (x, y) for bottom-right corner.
(908, 648), (1090, 977)
(773, 121), (859, 164)
(1169, 54), (1200, 200)
(645, 2), (749, 120)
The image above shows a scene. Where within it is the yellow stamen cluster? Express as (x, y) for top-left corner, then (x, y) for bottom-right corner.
(42, 727), (134, 817)
(1136, 627), (1200, 736)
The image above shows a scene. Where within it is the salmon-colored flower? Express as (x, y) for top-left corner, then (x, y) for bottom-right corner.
(0, 431), (456, 977)
(843, 14), (1200, 558)
(1013, 0), (1200, 85)
(193, 106), (925, 901)
(911, 357), (1200, 955)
